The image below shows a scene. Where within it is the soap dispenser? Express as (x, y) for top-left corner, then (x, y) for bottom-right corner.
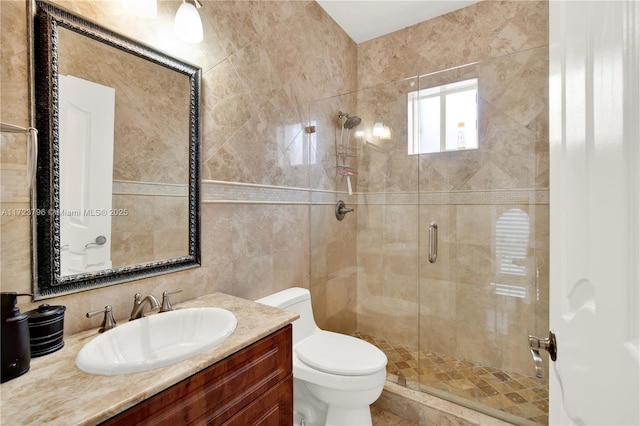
(1, 292), (31, 383)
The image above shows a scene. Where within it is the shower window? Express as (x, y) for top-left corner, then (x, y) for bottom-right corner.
(407, 78), (478, 154)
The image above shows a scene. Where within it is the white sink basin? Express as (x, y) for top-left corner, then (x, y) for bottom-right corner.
(76, 308), (237, 375)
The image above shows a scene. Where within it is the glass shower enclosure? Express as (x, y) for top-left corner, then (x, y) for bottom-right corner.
(309, 46), (549, 425)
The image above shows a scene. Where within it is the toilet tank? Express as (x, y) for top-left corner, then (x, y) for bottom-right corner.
(256, 287), (320, 345)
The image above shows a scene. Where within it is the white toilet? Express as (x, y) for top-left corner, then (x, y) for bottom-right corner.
(256, 287), (387, 426)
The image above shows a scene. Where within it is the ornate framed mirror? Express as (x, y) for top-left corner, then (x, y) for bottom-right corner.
(32, 1), (201, 300)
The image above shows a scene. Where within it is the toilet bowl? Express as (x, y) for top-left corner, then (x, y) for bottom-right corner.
(256, 288), (387, 426)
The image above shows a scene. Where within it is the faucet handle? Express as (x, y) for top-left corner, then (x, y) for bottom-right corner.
(86, 305), (116, 333)
(129, 292), (142, 319)
(160, 289), (183, 313)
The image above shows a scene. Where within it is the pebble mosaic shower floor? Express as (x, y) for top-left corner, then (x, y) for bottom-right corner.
(354, 332), (549, 425)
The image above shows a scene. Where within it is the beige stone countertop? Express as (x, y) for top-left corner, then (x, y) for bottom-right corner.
(0, 293), (298, 426)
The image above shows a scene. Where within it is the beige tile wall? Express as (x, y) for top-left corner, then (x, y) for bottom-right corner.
(357, 0), (548, 89)
(0, 0), (356, 335)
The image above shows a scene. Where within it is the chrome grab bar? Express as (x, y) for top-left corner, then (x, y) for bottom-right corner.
(428, 222), (438, 263)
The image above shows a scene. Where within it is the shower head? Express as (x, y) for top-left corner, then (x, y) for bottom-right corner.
(343, 115), (361, 130)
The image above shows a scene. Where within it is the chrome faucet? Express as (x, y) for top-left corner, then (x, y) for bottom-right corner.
(129, 293), (161, 320)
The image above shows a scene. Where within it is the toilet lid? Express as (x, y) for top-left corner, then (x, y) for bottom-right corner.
(295, 331), (387, 376)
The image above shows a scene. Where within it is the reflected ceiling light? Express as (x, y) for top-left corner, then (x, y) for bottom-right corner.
(122, 0), (157, 19)
(372, 122), (385, 137)
(174, 0), (203, 44)
(373, 122), (391, 139)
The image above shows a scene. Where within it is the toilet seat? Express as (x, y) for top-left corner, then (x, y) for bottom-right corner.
(295, 331), (387, 376)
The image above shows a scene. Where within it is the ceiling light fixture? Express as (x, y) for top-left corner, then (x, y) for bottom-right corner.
(174, 0), (203, 44)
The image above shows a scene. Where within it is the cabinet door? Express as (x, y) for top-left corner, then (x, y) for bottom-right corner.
(222, 375), (293, 426)
(102, 325), (292, 426)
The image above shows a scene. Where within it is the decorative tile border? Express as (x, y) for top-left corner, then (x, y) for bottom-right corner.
(112, 180), (188, 197)
(202, 180), (311, 204)
(358, 189), (549, 205)
(1, 175), (190, 203)
(202, 180), (549, 205)
(421, 189), (549, 205)
(2, 176), (549, 205)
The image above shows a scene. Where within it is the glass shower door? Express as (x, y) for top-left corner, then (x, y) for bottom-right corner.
(416, 47), (550, 424)
(352, 76), (422, 390)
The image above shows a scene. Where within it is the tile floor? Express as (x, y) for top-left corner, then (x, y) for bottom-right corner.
(355, 332), (549, 425)
(371, 406), (417, 426)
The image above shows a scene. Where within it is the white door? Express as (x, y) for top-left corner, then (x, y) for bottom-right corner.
(59, 75), (115, 275)
(549, 1), (639, 425)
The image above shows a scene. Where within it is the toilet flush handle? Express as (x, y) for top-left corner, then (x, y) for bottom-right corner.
(528, 331), (557, 378)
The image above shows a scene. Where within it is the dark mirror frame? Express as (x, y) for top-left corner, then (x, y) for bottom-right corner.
(31, 0), (201, 301)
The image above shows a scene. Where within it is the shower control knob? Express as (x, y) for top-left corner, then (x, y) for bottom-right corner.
(335, 200), (354, 221)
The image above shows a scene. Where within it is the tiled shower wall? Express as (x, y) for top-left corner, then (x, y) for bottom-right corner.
(357, 1), (549, 88)
(353, 1), (549, 378)
(0, 0), (357, 334)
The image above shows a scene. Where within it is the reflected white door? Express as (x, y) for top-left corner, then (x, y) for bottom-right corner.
(549, 1), (639, 424)
(59, 75), (115, 274)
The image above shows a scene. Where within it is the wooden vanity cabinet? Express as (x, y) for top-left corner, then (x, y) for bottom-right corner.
(102, 325), (293, 426)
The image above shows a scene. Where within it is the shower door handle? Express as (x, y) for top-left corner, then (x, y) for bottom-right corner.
(428, 222), (437, 263)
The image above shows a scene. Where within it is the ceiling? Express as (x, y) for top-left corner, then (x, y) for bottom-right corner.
(316, 1), (481, 44)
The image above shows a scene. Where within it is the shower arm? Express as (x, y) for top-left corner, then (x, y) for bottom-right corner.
(1, 122), (38, 189)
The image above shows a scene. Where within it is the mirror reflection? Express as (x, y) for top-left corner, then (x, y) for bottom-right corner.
(33, 1), (200, 299)
(57, 28), (190, 276)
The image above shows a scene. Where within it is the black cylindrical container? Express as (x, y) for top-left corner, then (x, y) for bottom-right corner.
(25, 304), (66, 357)
(1, 292), (31, 383)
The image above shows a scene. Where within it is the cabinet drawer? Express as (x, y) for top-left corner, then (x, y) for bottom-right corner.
(103, 325), (292, 426)
(222, 374), (292, 426)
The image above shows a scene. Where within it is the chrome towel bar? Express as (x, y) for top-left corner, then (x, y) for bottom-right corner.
(1, 122), (38, 188)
